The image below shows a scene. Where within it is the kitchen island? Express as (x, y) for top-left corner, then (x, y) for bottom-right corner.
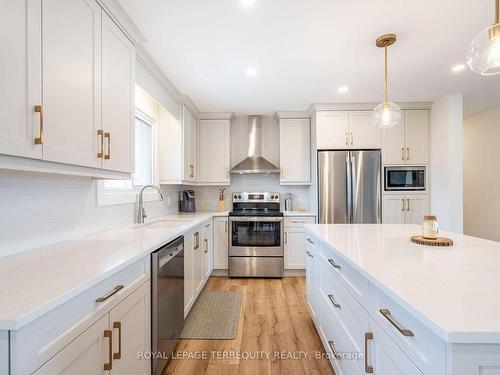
(305, 223), (500, 375)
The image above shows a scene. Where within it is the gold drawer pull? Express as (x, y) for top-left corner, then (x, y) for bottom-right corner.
(34, 105), (44, 145)
(104, 132), (111, 159)
(328, 294), (341, 309)
(379, 309), (414, 337)
(328, 258), (341, 270)
(96, 285), (124, 303)
(364, 332), (374, 373)
(97, 130), (104, 158)
(104, 329), (113, 370)
(204, 238), (208, 253)
(328, 340), (339, 359)
(306, 250), (314, 258)
(113, 321), (122, 360)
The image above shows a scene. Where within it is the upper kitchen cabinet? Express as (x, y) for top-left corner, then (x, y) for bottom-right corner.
(316, 110), (381, 150)
(0, 0), (135, 178)
(277, 115), (311, 185)
(382, 110), (429, 165)
(101, 12), (135, 173)
(199, 117), (231, 185)
(182, 104), (198, 183)
(0, 0), (42, 160)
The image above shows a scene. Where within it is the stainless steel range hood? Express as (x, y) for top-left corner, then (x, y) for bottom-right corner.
(230, 115), (280, 174)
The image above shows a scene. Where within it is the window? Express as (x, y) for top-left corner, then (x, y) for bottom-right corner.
(133, 117), (153, 186)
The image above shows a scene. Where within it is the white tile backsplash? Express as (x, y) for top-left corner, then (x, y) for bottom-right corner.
(0, 171), (179, 257)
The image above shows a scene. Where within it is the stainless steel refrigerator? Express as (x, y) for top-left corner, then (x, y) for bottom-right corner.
(318, 150), (382, 224)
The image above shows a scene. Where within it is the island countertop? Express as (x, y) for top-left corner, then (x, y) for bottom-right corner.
(304, 223), (500, 344)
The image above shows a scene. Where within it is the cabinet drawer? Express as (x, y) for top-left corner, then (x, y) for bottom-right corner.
(284, 216), (316, 228)
(11, 256), (150, 375)
(369, 284), (445, 374)
(320, 244), (369, 309)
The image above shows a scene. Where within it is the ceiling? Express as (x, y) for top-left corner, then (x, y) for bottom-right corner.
(118, 0), (500, 116)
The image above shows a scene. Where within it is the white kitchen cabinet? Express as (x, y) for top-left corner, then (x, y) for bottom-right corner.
(279, 118), (311, 185)
(101, 11), (135, 173)
(109, 281), (150, 375)
(33, 314), (109, 375)
(182, 105), (198, 183)
(199, 119), (230, 184)
(305, 235), (319, 322)
(193, 230), (204, 296)
(316, 111), (349, 149)
(284, 216), (315, 269)
(383, 194), (429, 224)
(41, 0), (102, 169)
(382, 110), (429, 165)
(0, 0), (42, 160)
(348, 111), (382, 149)
(213, 217), (229, 269)
(368, 317), (423, 375)
(33, 281), (150, 375)
(184, 228), (195, 316)
(316, 111), (381, 150)
(202, 221), (214, 282)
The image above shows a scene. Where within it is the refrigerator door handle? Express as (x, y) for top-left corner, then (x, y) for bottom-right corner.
(346, 155), (352, 223)
(350, 155), (357, 224)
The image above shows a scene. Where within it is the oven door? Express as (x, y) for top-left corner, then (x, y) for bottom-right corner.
(229, 216), (283, 257)
(385, 167), (426, 191)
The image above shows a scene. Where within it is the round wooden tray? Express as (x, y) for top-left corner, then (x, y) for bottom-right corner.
(410, 236), (453, 247)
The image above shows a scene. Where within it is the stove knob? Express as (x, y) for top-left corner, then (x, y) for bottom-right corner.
(271, 195), (275, 199)
(238, 195), (242, 199)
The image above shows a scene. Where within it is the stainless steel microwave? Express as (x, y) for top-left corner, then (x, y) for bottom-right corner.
(385, 166), (426, 191)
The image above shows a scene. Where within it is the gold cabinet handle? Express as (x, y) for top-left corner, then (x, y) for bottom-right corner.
(350, 132), (354, 146)
(97, 130), (104, 158)
(364, 332), (374, 373)
(96, 285), (124, 303)
(407, 147), (410, 161)
(401, 198), (405, 212)
(34, 105), (44, 145)
(328, 294), (341, 309)
(345, 131), (348, 146)
(104, 330), (113, 371)
(113, 322), (122, 360)
(407, 198), (410, 212)
(104, 132), (111, 159)
(194, 232), (199, 249)
(225, 220), (228, 233)
(328, 340), (339, 359)
(328, 258), (341, 270)
(284, 231), (288, 244)
(379, 309), (414, 337)
(306, 250), (314, 258)
(204, 238), (208, 253)
(189, 165), (194, 178)
(401, 147), (405, 161)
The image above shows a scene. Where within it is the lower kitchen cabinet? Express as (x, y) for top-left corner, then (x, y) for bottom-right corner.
(305, 235), (319, 322)
(34, 281), (150, 375)
(213, 217), (229, 269)
(382, 194), (429, 224)
(284, 216), (315, 269)
(202, 221), (214, 282)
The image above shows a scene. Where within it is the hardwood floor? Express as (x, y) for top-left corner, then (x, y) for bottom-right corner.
(165, 277), (334, 375)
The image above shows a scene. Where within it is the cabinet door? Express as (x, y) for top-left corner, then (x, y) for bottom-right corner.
(42, 0), (102, 168)
(279, 118), (311, 184)
(193, 230), (204, 295)
(368, 317), (423, 375)
(405, 110), (429, 165)
(406, 194), (428, 225)
(202, 222), (214, 282)
(382, 195), (406, 224)
(349, 111), (381, 149)
(33, 314), (108, 375)
(0, 0), (42, 159)
(101, 12), (134, 173)
(182, 105), (198, 182)
(284, 229), (307, 269)
(316, 111), (349, 149)
(382, 112), (406, 165)
(213, 217), (228, 269)
(305, 236), (319, 321)
(199, 119), (230, 184)
(109, 281), (150, 375)
(184, 231), (194, 316)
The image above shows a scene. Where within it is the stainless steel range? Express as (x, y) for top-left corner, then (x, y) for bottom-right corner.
(228, 192), (284, 278)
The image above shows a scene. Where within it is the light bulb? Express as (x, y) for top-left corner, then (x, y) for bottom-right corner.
(373, 101), (401, 128)
(487, 36), (500, 68)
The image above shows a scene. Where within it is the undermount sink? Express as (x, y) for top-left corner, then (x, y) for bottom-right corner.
(131, 218), (193, 230)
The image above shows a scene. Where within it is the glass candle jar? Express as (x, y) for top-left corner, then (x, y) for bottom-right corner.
(422, 215), (438, 239)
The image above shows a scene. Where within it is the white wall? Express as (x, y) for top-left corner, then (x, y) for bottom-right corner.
(430, 94), (464, 233)
(463, 106), (500, 241)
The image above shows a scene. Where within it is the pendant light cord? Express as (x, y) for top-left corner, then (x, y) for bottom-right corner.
(496, 0), (499, 24)
(384, 45), (388, 103)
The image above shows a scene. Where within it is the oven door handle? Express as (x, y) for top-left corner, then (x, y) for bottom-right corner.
(229, 216), (284, 222)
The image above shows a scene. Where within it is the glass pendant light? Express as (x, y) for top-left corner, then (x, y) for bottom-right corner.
(467, 0), (500, 75)
(373, 34), (401, 128)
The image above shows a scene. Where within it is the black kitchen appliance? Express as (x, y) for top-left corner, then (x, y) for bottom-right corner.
(179, 190), (196, 212)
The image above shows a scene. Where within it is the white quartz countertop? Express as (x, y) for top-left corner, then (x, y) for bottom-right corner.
(0, 212), (222, 330)
(304, 224), (500, 344)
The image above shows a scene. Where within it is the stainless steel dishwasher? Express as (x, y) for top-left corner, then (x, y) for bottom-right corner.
(151, 236), (184, 375)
